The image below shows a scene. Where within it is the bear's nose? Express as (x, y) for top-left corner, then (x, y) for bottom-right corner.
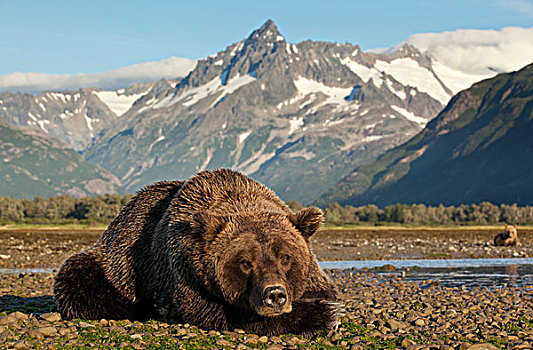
(262, 286), (287, 308)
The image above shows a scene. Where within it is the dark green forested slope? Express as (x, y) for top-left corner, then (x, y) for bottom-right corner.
(318, 63), (533, 207)
(0, 115), (122, 198)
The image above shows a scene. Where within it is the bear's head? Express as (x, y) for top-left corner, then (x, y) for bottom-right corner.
(503, 224), (518, 240)
(193, 207), (323, 317)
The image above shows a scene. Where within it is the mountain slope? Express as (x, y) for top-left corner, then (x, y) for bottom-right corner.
(0, 82), (162, 150)
(84, 20), (443, 203)
(318, 63), (533, 206)
(0, 115), (122, 198)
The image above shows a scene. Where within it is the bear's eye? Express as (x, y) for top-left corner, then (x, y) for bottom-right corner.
(281, 254), (291, 265)
(239, 259), (252, 270)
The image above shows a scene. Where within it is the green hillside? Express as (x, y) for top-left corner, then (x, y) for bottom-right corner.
(0, 115), (122, 198)
(318, 63), (533, 207)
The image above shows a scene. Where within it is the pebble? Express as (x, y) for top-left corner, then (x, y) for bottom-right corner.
(40, 312), (61, 322)
(0, 228), (532, 349)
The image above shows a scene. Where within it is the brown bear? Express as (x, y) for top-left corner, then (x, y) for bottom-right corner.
(54, 169), (341, 336)
(494, 224), (519, 246)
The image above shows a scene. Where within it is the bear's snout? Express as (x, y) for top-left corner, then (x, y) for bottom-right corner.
(262, 285), (287, 308)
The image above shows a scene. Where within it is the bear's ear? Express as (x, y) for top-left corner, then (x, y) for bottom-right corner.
(289, 207), (323, 238)
(192, 211), (229, 237)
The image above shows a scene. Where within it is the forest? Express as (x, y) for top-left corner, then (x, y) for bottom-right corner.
(0, 194), (531, 226)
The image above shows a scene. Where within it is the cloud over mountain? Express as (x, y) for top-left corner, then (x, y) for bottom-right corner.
(0, 57), (196, 93)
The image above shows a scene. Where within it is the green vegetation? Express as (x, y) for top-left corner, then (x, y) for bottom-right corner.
(1, 193), (532, 227)
(323, 201), (533, 226)
(0, 194), (132, 225)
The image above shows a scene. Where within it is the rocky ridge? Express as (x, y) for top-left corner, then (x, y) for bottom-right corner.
(84, 20), (444, 203)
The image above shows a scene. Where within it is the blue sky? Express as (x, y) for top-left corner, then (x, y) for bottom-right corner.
(1, 0), (532, 75)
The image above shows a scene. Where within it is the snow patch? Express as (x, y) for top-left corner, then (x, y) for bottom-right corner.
(239, 131), (251, 144)
(340, 58), (383, 87)
(293, 76), (353, 107)
(94, 90), (146, 116)
(375, 58), (450, 104)
(155, 73), (256, 109)
(84, 114), (95, 131)
(289, 117), (304, 135)
(364, 135), (384, 142)
(385, 79), (406, 99)
(391, 105), (427, 126)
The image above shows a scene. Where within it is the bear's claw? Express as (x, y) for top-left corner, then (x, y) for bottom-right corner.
(318, 300), (345, 330)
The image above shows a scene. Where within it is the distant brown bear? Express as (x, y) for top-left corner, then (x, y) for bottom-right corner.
(494, 224), (519, 246)
(54, 169), (341, 336)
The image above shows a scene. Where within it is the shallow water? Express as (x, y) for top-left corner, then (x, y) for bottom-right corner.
(320, 258), (533, 288)
(1, 258), (532, 289)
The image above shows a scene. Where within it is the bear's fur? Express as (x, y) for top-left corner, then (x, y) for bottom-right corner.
(494, 224), (519, 246)
(54, 169), (341, 336)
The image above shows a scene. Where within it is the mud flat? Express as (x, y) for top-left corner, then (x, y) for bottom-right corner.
(0, 227), (531, 269)
(312, 227), (533, 261)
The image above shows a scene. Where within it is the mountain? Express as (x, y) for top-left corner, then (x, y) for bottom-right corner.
(83, 20), (446, 203)
(2, 22), (531, 203)
(0, 82), (163, 150)
(318, 63), (533, 207)
(0, 56), (196, 94)
(0, 114), (122, 198)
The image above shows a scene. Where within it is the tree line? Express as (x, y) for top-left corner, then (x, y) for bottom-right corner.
(0, 194), (133, 225)
(0, 195), (531, 225)
(321, 202), (533, 226)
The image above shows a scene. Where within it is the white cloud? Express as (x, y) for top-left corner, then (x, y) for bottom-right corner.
(403, 27), (533, 76)
(0, 57), (196, 93)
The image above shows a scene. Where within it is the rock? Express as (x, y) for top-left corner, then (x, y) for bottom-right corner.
(466, 344), (499, 350)
(266, 345), (284, 350)
(13, 340), (29, 349)
(39, 312), (61, 322)
(402, 338), (417, 347)
(35, 326), (57, 337)
(414, 319), (426, 326)
(257, 336), (268, 342)
(78, 321), (95, 328)
(216, 338), (234, 347)
(406, 345), (426, 350)
(0, 312), (28, 325)
(386, 318), (409, 331)
(512, 342), (532, 349)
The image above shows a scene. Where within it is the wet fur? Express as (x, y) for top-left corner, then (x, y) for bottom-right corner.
(54, 169), (339, 336)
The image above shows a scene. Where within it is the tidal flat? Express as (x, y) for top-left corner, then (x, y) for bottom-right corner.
(0, 227), (532, 349)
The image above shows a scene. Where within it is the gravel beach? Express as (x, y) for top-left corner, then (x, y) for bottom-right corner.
(1, 227), (532, 268)
(0, 227), (532, 349)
